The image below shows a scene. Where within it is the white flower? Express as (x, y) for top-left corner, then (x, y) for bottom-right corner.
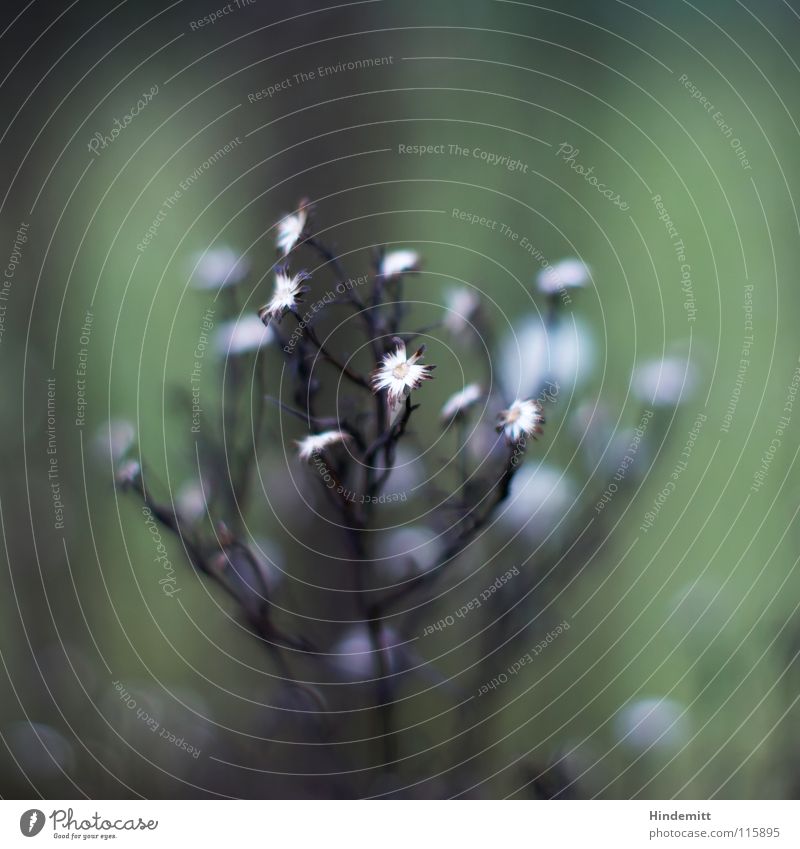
(214, 314), (274, 355)
(331, 625), (400, 680)
(276, 205), (308, 255)
(258, 268), (310, 323)
(632, 356), (696, 406)
(443, 287), (480, 334)
(93, 419), (135, 463)
(380, 249), (419, 279)
(616, 697), (688, 751)
(296, 430), (351, 461)
(371, 337), (435, 405)
(175, 479), (210, 523)
(537, 258), (590, 295)
(497, 462), (575, 539)
(114, 459), (141, 487)
(441, 383), (482, 421)
(496, 398), (544, 443)
(191, 247), (250, 289)
(500, 315), (594, 399)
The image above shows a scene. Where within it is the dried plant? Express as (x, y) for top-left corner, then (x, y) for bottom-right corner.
(113, 200), (690, 797)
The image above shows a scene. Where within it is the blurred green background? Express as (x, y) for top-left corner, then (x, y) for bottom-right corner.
(1, 0), (800, 799)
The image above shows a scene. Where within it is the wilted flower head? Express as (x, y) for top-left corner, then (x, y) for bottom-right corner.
(537, 258), (590, 295)
(497, 398), (545, 443)
(276, 202), (309, 255)
(191, 247), (250, 289)
(380, 249), (419, 279)
(632, 356), (696, 406)
(258, 268), (310, 324)
(441, 383), (482, 421)
(443, 287), (481, 334)
(215, 314), (274, 355)
(296, 430), (351, 461)
(371, 337), (435, 406)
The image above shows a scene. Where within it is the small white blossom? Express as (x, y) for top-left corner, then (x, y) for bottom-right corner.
(498, 463), (575, 539)
(616, 697), (688, 751)
(496, 398), (545, 443)
(94, 419), (135, 463)
(443, 287), (480, 334)
(632, 356), (696, 406)
(441, 383), (482, 421)
(537, 258), (590, 295)
(380, 249), (419, 279)
(114, 459), (141, 487)
(258, 268), (310, 323)
(191, 247), (250, 289)
(215, 314), (274, 355)
(371, 338), (435, 406)
(276, 204), (308, 255)
(175, 479), (210, 523)
(296, 430), (351, 461)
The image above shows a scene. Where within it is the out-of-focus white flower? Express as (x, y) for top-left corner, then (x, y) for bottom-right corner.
(616, 697), (688, 751)
(214, 314), (274, 355)
(380, 249), (419, 279)
(4, 721), (75, 780)
(191, 247), (250, 289)
(376, 526), (443, 579)
(175, 479), (210, 523)
(500, 315), (594, 399)
(371, 338), (435, 406)
(296, 430), (351, 461)
(114, 459), (141, 487)
(441, 383), (483, 421)
(331, 625), (400, 680)
(443, 287), (480, 334)
(93, 419), (135, 463)
(258, 268), (310, 323)
(632, 357), (696, 406)
(497, 398), (544, 443)
(276, 204), (308, 255)
(498, 463), (575, 539)
(537, 258), (591, 295)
